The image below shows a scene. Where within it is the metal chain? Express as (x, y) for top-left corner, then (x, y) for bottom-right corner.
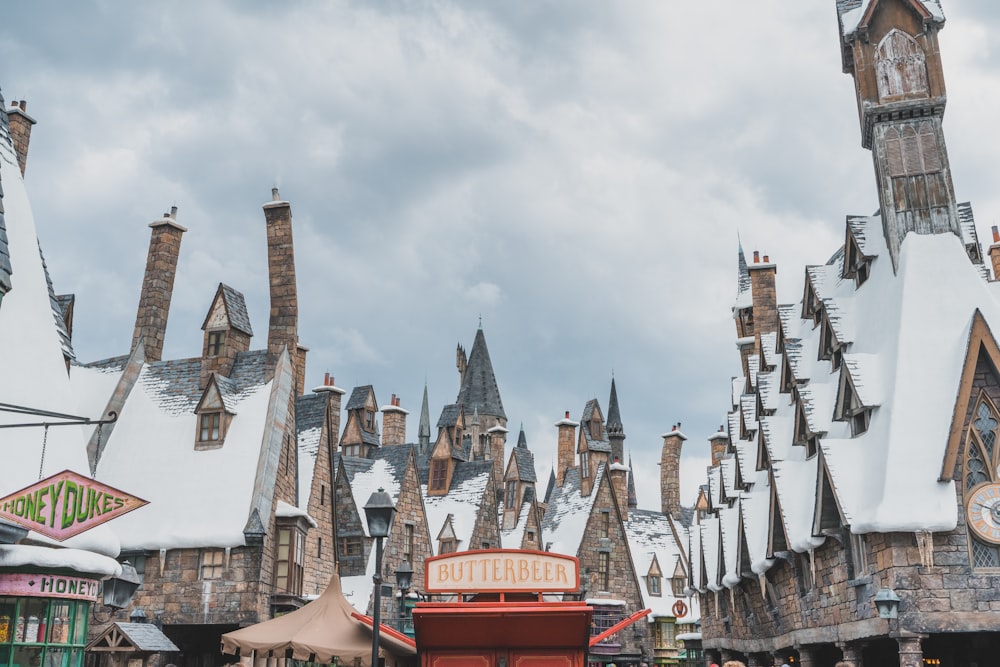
(38, 424), (49, 480)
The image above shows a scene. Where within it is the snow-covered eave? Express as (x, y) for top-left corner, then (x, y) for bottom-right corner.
(0, 544), (122, 578)
(275, 499), (318, 528)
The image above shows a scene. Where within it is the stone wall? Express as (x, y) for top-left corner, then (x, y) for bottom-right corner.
(132, 219), (185, 362)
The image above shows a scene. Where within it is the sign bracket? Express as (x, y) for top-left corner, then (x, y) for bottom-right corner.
(0, 402), (118, 429)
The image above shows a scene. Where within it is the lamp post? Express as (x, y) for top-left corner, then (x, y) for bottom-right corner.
(395, 561), (413, 632)
(364, 488), (396, 667)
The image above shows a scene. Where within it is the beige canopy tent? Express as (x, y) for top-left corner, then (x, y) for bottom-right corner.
(221, 575), (416, 667)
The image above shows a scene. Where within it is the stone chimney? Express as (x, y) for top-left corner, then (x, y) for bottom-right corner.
(709, 426), (728, 467)
(660, 424), (687, 518)
(749, 250), (778, 340)
(381, 394), (409, 446)
(131, 207), (186, 362)
(314, 372), (346, 450)
(555, 411), (578, 487)
(610, 457), (629, 521)
(989, 226), (1000, 281)
(263, 188), (301, 389)
(7, 100), (35, 177)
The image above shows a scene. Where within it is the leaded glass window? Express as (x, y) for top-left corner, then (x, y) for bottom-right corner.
(966, 396), (1000, 567)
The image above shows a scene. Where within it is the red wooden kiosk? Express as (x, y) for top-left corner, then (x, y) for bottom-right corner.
(413, 550), (593, 667)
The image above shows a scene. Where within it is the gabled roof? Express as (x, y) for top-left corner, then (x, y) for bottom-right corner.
(624, 508), (700, 621)
(580, 399), (611, 453)
(541, 465), (605, 555)
(456, 327), (506, 420)
(840, 0), (945, 37)
(422, 459), (492, 554)
(202, 283), (253, 336)
(606, 378), (624, 437)
(40, 243), (75, 362)
(347, 385), (376, 411)
(512, 427), (536, 483)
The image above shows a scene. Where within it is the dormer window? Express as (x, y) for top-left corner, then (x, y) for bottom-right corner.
(439, 537), (457, 554)
(802, 280), (822, 325)
(591, 418), (603, 440)
(780, 355), (795, 394)
(737, 307), (754, 337)
(430, 459), (448, 492)
(194, 377), (231, 449)
(793, 399), (818, 458)
(580, 451), (590, 478)
(365, 409), (375, 430)
(672, 574), (686, 596)
(835, 367), (872, 437)
(818, 316), (836, 361)
(199, 412), (222, 443)
(505, 481), (517, 509)
(206, 331), (224, 356)
(648, 574), (661, 596)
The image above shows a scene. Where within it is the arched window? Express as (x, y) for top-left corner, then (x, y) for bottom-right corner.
(875, 30), (929, 102)
(965, 397), (1000, 567)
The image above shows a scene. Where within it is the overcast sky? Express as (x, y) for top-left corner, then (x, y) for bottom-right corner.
(2, 1), (998, 511)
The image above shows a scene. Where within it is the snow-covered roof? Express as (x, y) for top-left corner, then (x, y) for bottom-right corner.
(624, 509), (700, 622)
(841, 0), (945, 37)
(422, 463), (491, 555)
(0, 100), (119, 558)
(541, 466), (604, 556)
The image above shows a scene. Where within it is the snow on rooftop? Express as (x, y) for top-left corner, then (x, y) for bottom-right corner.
(624, 510), (697, 621)
(350, 459), (402, 539)
(297, 426), (322, 507)
(841, 0), (944, 36)
(422, 469), (490, 554)
(276, 499), (318, 527)
(95, 368), (274, 550)
(0, 544), (121, 577)
(0, 116), (119, 559)
(542, 467), (604, 556)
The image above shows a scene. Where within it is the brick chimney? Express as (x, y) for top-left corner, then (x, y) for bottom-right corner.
(131, 207), (186, 362)
(709, 427), (728, 467)
(660, 424), (687, 518)
(749, 250), (778, 340)
(263, 188), (301, 390)
(989, 226), (1000, 282)
(555, 411), (578, 487)
(7, 100), (35, 177)
(610, 457), (629, 522)
(313, 372), (346, 454)
(381, 394), (409, 446)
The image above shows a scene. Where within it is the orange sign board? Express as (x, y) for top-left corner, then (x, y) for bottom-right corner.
(424, 549), (579, 593)
(0, 470), (147, 541)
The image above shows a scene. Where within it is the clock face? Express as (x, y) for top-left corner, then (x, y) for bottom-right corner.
(967, 483), (1000, 544)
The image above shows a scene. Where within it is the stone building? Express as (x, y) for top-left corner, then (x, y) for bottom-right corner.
(689, 1), (1000, 665)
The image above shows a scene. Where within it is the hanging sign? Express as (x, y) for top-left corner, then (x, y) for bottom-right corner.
(425, 549), (579, 593)
(0, 572), (100, 601)
(0, 470), (147, 541)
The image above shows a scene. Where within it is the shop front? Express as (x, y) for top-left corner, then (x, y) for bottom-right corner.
(414, 550), (650, 667)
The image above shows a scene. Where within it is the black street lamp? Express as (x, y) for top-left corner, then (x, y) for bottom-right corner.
(395, 561), (413, 632)
(364, 488), (396, 667)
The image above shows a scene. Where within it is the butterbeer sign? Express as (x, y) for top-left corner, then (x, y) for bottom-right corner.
(0, 470), (147, 541)
(425, 549), (579, 593)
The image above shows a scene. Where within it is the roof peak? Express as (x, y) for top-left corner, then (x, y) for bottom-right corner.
(456, 326), (506, 420)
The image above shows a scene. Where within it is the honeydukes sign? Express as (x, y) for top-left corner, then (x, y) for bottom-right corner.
(0, 470), (147, 541)
(424, 549), (579, 593)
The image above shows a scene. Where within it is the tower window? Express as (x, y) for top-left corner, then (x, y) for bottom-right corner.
(875, 29), (929, 102)
(206, 331), (224, 356)
(431, 459), (448, 491)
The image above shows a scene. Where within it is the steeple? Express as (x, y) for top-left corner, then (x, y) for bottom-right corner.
(837, 0), (961, 270)
(606, 377), (625, 464)
(418, 382), (431, 451)
(627, 454), (638, 510)
(517, 424), (528, 448)
(456, 327), (506, 421)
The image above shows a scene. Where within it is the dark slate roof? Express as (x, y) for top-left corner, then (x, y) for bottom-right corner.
(0, 92), (11, 295)
(627, 459), (638, 509)
(361, 428), (381, 448)
(220, 283), (253, 336)
(437, 403), (461, 428)
(111, 623), (179, 652)
(296, 393), (327, 436)
(544, 468), (556, 504)
(737, 242), (751, 298)
(513, 445), (536, 483)
(581, 399), (611, 453)
(456, 328), (506, 420)
(606, 378), (624, 436)
(55, 294), (74, 321)
(142, 349), (267, 414)
(676, 505), (695, 529)
(516, 427), (528, 448)
(372, 442), (414, 472)
(40, 243), (75, 361)
(81, 354), (129, 371)
(418, 383), (431, 448)
(347, 385), (374, 411)
(451, 458), (492, 487)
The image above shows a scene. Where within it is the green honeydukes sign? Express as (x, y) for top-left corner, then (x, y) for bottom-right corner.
(0, 470), (147, 541)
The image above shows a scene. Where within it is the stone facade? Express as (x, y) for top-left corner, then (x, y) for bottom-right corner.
(131, 214), (185, 362)
(659, 431), (684, 518)
(382, 397), (408, 446)
(302, 387), (342, 597)
(556, 413), (577, 485)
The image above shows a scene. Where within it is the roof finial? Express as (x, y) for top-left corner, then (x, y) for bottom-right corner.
(478, 314), (483, 330)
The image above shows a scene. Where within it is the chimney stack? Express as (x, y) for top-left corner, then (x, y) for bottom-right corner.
(7, 100), (35, 177)
(381, 394), (409, 446)
(610, 457), (629, 521)
(263, 189), (302, 390)
(749, 250), (778, 338)
(709, 427), (728, 467)
(555, 411), (578, 487)
(132, 208), (187, 362)
(660, 425), (687, 518)
(989, 226), (1000, 282)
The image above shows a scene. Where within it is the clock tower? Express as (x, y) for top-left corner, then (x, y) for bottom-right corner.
(837, 0), (961, 270)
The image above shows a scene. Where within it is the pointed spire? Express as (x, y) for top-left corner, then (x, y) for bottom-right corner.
(627, 453), (638, 509)
(606, 377), (624, 436)
(418, 382), (431, 450)
(456, 327), (506, 420)
(737, 235), (751, 298)
(517, 424), (527, 448)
